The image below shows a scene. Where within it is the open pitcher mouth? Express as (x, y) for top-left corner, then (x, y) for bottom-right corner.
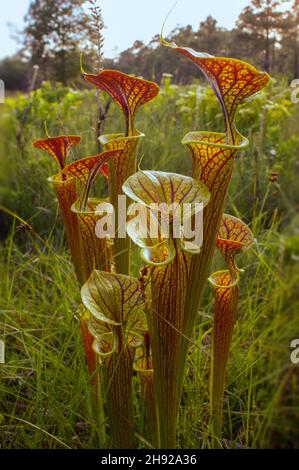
(33, 135), (81, 171)
(208, 269), (240, 289)
(182, 130), (249, 151)
(83, 69), (160, 136)
(47, 172), (75, 184)
(71, 197), (110, 216)
(99, 130), (145, 146)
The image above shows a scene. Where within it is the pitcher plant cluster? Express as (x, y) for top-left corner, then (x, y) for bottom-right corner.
(33, 37), (270, 448)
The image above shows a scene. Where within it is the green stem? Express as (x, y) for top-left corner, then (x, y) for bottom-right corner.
(100, 132), (144, 275)
(210, 283), (239, 447)
(103, 345), (135, 448)
(135, 335), (157, 447)
(148, 245), (190, 448)
(108, 157), (131, 275)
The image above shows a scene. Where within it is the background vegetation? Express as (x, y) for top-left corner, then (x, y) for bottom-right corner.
(0, 0), (299, 449)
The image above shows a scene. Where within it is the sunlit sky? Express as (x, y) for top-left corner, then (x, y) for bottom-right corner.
(0, 0), (290, 59)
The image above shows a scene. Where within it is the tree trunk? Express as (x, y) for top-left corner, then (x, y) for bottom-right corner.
(264, 28), (270, 72)
(294, 47), (299, 78)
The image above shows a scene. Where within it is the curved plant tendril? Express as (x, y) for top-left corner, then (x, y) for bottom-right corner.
(208, 214), (254, 448)
(123, 170), (210, 448)
(83, 70), (160, 136)
(62, 149), (123, 212)
(162, 39), (270, 144)
(81, 270), (149, 448)
(134, 332), (157, 447)
(77, 304), (105, 427)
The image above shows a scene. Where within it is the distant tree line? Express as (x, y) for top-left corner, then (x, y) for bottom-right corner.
(0, 0), (298, 91)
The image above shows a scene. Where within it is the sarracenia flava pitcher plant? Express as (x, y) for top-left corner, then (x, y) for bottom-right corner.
(209, 214), (254, 448)
(81, 270), (149, 448)
(33, 135), (84, 282)
(33, 37), (270, 448)
(83, 70), (160, 275)
(162, 39), (270, 402)
(123, 170), (210, 448)
(34, 136), (123, 394)
(62, 148), (124, 399)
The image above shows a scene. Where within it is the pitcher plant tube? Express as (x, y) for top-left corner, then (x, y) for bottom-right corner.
(163, 40), (270, 393)
(209, 213), (254, 447)
(33, 135), (85, 282)
(33, 136), (108, 396)
(123, 170), (210, 448)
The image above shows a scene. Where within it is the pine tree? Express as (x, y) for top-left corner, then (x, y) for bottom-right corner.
(279, 0), (299, 78)
(23, 0), (94, 84)
(237, 0), (286, 72)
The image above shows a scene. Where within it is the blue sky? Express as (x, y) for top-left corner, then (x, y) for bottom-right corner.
(0, 0), (282, 59)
